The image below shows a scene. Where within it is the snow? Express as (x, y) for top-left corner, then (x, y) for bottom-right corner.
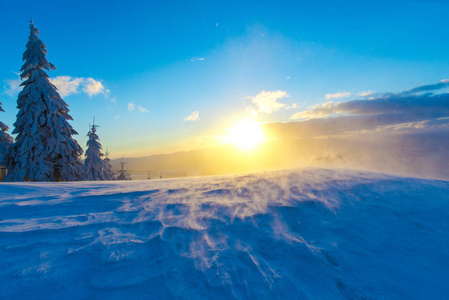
(0, 168), (448, 299)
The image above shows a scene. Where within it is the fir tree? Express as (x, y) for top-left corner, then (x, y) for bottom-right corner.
(83, 122), (113, 180)
(116, 157), (132, 180)
(0, 96), (13, 166)
(6, 21), (83, 181)
(104, 148), (115, 180)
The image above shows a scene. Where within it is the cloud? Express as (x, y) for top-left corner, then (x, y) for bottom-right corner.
(358, 90), (373, 97)
(292, 80), (449, 121)
(128, 102), (147, 113)
(293, 91), (449, 120)
(82, 78), (109, 97)
(137, 105), (148, 112)
(402, 79), (449, 95)
(251, 90), (290, 114)
(4, 75), (110, 98)
(50, 76), (84, 97)
(3, 78), (22, 97)
(184, 111), (199, 121)
(288, 80), (449, 139)
(325, 91), (351, 100)
(291, 101), (338, 119)
(51, 76), (109, 97)
(191, 57), (205, 62)
(114, 115), (120, 119)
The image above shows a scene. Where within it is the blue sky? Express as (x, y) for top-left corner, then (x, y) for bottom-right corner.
(1, 0), (448, 158)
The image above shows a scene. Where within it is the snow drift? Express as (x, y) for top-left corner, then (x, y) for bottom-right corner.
(0, 168), (448, 299)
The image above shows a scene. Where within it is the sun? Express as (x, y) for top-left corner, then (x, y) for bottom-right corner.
(224, 119), (265, 150)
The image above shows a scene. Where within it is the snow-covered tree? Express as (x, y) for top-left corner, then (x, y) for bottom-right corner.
(83, 123), (113, 180)
(0, 97), (13, 165)
(6, 21), (83, 181)
(104, 148), (115, 180)
(116, 158), (132, 180)
(116, 168), (132, 180)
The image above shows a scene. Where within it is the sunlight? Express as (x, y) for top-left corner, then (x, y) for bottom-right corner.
(224, 119), (265, 150)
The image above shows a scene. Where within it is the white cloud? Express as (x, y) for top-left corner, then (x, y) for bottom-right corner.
(32, 76), (109, 97)
(190, 57), (205, 62)
(184, 111), (199, 121)
(128, 102), (148, 113)
(325, 91), (351, 100)
(83, 78), (109, 97)
(290, 101), (337, 120)
(114, 115), (120, 119)
(357, 90), (373, 97)
(4, 75), (109, 99)
(49, 76), (109, 97)
(50, 76), (84, 97)
(251, 90), (289, 114)
(137, 105), (148, 112)
(3, 78), (22, 97)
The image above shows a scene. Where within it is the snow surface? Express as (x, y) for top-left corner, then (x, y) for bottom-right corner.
(0, 168), (448, 299)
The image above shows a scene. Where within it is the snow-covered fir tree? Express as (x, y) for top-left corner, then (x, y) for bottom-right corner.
(116, 157), (132, 180)
(6, 21), (83, 181)
(83, 122), (113, 180)
(104, 148), (115, 180)
(0, 97), (13, 165)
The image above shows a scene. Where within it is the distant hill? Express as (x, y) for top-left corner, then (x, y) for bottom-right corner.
(111, 131), (449, 180)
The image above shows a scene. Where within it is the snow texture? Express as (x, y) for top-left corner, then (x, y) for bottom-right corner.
(0, 168), (448, 299)
(0, 98), (13, 165)
(6, 22), (83, 181)
(83, 124), (113, 181)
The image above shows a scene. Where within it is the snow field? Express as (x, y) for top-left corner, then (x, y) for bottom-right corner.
(0, 168), (448, 299)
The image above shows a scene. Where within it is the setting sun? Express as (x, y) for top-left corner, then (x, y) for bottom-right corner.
(224, 119), (265, 150)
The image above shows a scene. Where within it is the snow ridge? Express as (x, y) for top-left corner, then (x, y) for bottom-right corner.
(0, 168), (448, 299)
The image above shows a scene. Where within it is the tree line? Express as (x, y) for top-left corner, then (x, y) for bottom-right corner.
(0, 21), (127, 182)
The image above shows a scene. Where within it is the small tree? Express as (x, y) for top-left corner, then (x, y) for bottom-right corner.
(0, 96), (13, 166)
(6, 21), (83, 181)
(83, 122), (113, 180)
(116, 157), (132, 180)
(104, 148), (115, 180)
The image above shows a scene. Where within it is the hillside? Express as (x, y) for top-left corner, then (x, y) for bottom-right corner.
(1, 168), (448, 299)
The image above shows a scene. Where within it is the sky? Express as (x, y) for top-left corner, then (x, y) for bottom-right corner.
(1, 0), (448, 158)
